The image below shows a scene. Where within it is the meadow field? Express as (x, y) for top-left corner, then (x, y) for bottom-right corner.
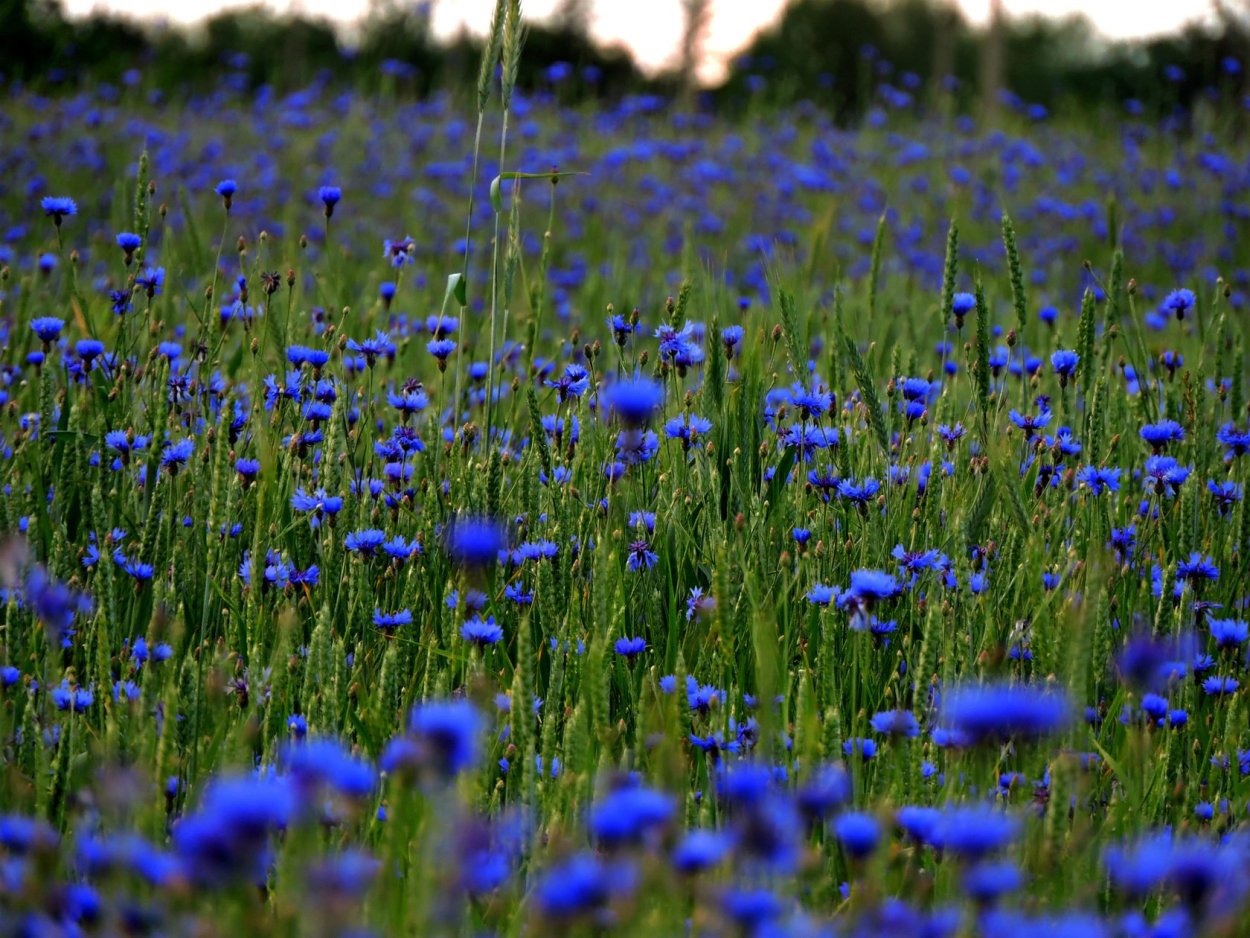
(0, 19), (1249, 937)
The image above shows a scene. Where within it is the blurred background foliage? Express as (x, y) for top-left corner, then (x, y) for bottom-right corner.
(2, 0), (1249, 121)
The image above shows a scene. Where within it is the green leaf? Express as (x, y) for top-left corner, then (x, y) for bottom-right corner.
(489, 171), (586, 213)
(445, 272), (467, 308)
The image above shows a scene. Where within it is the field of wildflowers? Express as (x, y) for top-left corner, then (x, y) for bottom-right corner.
(1, 4), (1250, 935)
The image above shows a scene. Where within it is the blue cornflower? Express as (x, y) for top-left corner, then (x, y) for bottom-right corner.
(891, 544), (940, 575)
(76, 339), (105, 368)
(721, 324), (745, 357)
(1075, 465), (1120, 496)
(929, 807), (1020, 858)
(1162, 288), (1195, 320)
(937, 422), (966, 447)
(672, 830), (731, 873)
(834, 812), (880, 859)
(589, 786), (674, 846)
(444, 516), (507, 568)
(782, 422), (838, 461)
(234, 458), (260, 483)
(842, 737), (877, 761)
(345, 529), (386, 556)
(1008, 408), (1052, 438)
(1209, 619), (1248, 648)
(214, 179), (237, 210)
(1208, 480), (1243, 515)
(721, 889), (783, 930)
(963, 861), (1023, 903)
(614, 636), (646, 659)
(951, 292), (976, 323)
(290, 488), (344, 526)
(373, 608), (412, 631)
(1176, 552), (1218, 583)
(686, 586), (716, 622)
(1202, 675), (1239, 696)
(116, 231), (142, 259)
(533, 853), (629, 920)
(318, 185), (341, 217)
(160, 438), (194, 475)
(281, 738), (376, 799)
(381, 536), (420, 563)
(460, 615), (503, 646)
(870, 709), (920, 737)
(664, 413), (713, 450)
(939, 682), (1071, 744)
(839, 569), (900, 610)
(1050, 349), (1079, 381)
(41, 196), (77, 224)
(1216, 422), (1250, 460)
(545, 364), (591, 401)
(605, 376), (664, 426)
(134, 267), (164, 297)
(795, 765), (851, 821)
(791, 386), (832, 420)
(1140, 693), (1168, 721)
(900, 377), (932, 402)
(685, 676), (723, 714)
(30, 317), (65, 344)
(399, 699), (482, 778)
(837, 477), (880, 505)
(807, 583), (837, 606)
(1143, 455), (1191, 497)
(626, 540), (658, 572)
(1139, 419), (1185, 452)
(51, 679), (94, 712)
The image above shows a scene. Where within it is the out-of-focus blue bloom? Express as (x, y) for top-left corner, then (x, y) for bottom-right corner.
(833, 811), (880, 859)
(939, 682), (1070, 744)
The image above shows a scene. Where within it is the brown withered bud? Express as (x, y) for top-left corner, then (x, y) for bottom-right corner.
(337, 334), (348, 351)
(236, 235), (247, 253)
(583, 343), (594, 362)
(1006, 329), (1018, 347)
(300, 234), (309, 250)
(591, 340), (601, 358)
(1, 266), (8, 281)
(205, 283), (214, 301)
(629, 306), (640, 327)
(249, 337), (259, 356)
(639, 350), (649, 367)
(258, 230), (268, 243)
(666, 296), (676, 316)
(69, 250), (79, 265)
(286, 268), (295, 288)
(1082, 259), (1092, 271)
(1127, 278), (1137, 295)
(734, 512), (745, 531)
(261, 271), (281, 296)
(771, 324), (783, 342)
(571, 327), (580, 346)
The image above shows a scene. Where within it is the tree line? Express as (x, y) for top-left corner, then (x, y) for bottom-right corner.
(3, 0), (1248, 120)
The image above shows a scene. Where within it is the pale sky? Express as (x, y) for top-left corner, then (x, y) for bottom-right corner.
(62, 0), (1215, 82)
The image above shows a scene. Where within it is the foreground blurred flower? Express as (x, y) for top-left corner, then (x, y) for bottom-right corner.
(938, 682), (1070, 744)
(444, 516), (507, 569)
